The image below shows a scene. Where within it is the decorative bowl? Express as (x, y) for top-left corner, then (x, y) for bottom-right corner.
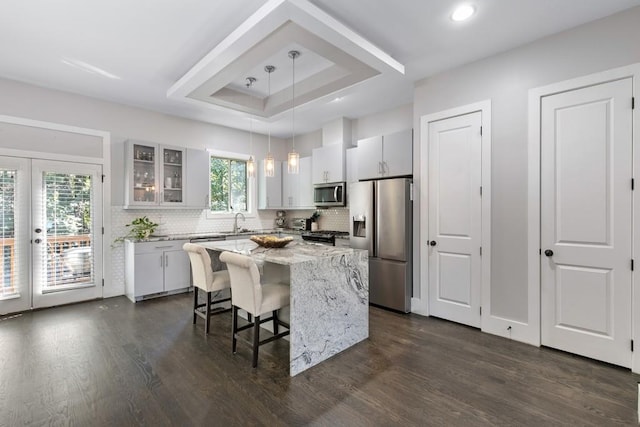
(250, 235), (293, 248)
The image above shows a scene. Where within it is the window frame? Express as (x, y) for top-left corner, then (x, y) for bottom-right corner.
(206, 150), (255, 219)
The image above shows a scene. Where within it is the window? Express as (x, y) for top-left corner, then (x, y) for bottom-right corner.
(209, 155), (248, 213)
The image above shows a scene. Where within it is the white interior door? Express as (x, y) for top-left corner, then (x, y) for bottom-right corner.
(31, 160), (103, 309)
(428, 112), (482, 327)
(0, 157), (30, 315)
(540, 78), (632, 368)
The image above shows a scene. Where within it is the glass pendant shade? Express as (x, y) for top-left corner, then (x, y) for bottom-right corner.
(287, 151), (299, 174)
(264, 153), (275, 177)
(247, 156), (255, 178)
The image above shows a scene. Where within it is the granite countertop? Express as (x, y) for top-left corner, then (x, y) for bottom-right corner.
(198, 240), (364, 266)
(127, 229), (302, 242)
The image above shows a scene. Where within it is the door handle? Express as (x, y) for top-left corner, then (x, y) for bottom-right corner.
(34, 238), (42, 244)
(35, 228), (42, 233)
(430, 240), (437, 246)
(165, 254), (169, 267)
(544, 249), (554, 257)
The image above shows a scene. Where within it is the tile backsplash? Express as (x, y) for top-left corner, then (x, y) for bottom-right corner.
(109, 206), (349, 294)
(292, 208), (349, 231)
(110, 207), (278, 294)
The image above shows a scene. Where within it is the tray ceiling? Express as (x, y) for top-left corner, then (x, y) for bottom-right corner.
(168, 0), (404, 120)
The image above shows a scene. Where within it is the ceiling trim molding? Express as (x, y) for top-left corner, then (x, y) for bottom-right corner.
(167, 0), (405, 116)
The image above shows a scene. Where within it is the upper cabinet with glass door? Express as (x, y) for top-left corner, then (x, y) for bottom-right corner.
(161, 147), (184, 205)
(124, 140), (185, 208)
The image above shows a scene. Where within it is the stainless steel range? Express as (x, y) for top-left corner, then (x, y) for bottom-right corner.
(301, 230), (349, 246)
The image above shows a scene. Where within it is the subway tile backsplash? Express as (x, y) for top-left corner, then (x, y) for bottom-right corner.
(109, 206), (350, 293)
(292, 208), (349, 231)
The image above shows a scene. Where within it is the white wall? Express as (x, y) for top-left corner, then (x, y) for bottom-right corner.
(353, 103), (413, 143)
(285, 129), (321, 157)
(413, 7), (640, 330)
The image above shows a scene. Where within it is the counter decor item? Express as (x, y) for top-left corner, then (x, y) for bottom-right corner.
(275, 209), (286, 228)
(114, 216), (159, 243)
(310, 210), (320, 231)
(250, 235), (293, 248)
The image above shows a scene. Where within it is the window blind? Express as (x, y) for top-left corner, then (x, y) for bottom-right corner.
(42, 172), (94, 289)
(0, 169), (17, 298)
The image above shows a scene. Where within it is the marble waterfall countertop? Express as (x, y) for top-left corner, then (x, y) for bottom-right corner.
(197, 240), (368, 376)
(198, 240), (358, 265)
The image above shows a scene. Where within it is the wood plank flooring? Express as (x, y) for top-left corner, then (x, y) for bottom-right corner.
(0, 294), (638, 426)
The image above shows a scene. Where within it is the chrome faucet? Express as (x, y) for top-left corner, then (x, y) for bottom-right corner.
(232, 212), (246, 234)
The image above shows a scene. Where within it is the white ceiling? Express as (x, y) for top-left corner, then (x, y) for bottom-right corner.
(0, 0), (638, 138)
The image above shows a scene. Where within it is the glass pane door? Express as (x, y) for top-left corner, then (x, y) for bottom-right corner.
(132, 143), (157, 204)
(162, 147), (183, 204)
(0, 157), (30, 315)
(31, 160), (102, 309)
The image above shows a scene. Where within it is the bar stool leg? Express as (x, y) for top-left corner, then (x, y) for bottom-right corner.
(272, 310), (279, 335)
(205, 291), (211, 335)
(252, 315), (261, 368)
(193, 288), (198, 324)
(232, 306), (238, 354)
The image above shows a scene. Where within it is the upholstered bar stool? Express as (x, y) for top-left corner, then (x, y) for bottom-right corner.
(219, 251), (290, 368)
(183, 243), (231, 336)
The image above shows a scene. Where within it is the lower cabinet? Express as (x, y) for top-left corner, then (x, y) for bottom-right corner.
(125, 239), (191, 302)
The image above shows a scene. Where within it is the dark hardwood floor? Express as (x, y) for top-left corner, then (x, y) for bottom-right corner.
(0, 294), (637, 426)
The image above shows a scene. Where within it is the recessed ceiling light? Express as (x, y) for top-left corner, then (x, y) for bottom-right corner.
(61, 58), (121, 80)
(451, 4), (475, 22)
(332, 97), (344, 102)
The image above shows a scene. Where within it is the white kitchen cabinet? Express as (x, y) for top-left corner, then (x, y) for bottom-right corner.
(125, 239), (191, 302)
(124, 140), (186, 208)
(357, 136), (383, 180)
(258, 160), (282, 209)
(283, 156), (314, 209)
(357, 129), (413, 180)
(298, 157), (314, 208)
(312, 144), (345, 184)
(185, 148), (210, 209)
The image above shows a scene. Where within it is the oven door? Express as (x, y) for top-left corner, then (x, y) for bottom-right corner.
(314, 183), (346, 207)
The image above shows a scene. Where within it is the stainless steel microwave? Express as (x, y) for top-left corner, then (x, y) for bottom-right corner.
(314, 182), (346, 207)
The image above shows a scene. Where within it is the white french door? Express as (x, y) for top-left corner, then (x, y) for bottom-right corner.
(0, 157), (30, 314)
(540, 78), (632, 368)
(0, 157), (103, 315)
(428, 111), (482, 327)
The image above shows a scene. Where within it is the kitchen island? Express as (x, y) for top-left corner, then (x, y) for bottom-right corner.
(197, 240), (369, 376)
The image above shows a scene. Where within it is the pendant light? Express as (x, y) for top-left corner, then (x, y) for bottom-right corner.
(263, 65), (276, 178)
(245, 77), (256, 178)
(287, 50), (300, 174)
(247, 117), (255, 178)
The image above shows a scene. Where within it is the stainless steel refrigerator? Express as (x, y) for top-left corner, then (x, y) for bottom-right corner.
(350, 178), (412, 312)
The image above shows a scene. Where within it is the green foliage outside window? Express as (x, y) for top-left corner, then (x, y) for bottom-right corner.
(210, 156), (248, 212)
